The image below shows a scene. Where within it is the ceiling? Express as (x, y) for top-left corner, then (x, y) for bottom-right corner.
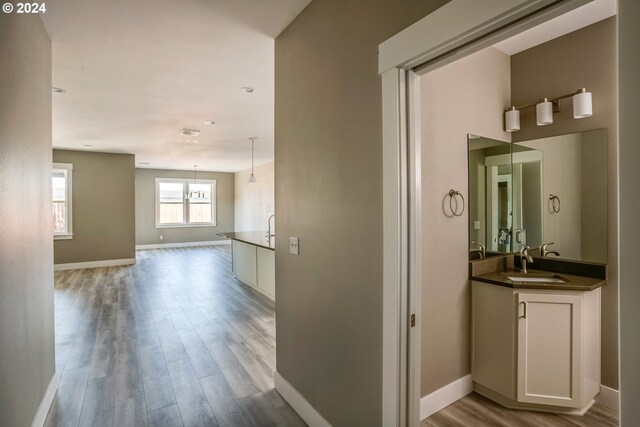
(493, 0), (616, 56)
(42, 0), (311, 172)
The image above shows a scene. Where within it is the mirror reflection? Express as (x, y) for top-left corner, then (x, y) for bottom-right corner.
(468, 129), (608, 263)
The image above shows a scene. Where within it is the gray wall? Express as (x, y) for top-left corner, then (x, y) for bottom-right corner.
(420, 47), (511, 396)
(53, 150), (136, 264)
(511, 17), (618, 389)
(274, 0), (449, 425)
(618, 0), (640, 424)
(0, 14), (55, 427)
(135, 168), (234, 245)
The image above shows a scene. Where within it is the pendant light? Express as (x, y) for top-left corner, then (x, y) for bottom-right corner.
(185, 165), (205, 200)
(249, 137), (257, 183)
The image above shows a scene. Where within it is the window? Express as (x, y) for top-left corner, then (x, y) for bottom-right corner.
(155, 178), (216, 227)
(52, 163), (73, 239)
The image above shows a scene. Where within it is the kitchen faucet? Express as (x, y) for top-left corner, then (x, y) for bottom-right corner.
(540, 242), (560, 257)
(266, 214), (275, 244)
(520, 246), (533, 274)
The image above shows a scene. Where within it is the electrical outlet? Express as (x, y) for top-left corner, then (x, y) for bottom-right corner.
(289, 237), (299, 255)
(160, 235), (164, 240)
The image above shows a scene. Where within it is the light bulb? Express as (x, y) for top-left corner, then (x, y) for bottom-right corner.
(249, 173), (256, 183)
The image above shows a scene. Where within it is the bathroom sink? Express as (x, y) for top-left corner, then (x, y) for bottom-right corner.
(506, 273), (568, 283)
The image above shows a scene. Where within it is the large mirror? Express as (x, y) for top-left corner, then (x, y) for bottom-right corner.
(468, 129), (608, 263)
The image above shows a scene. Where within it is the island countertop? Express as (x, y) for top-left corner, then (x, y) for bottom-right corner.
(217, 231), (275, 251)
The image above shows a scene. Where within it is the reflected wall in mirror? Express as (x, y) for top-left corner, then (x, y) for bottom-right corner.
(468, 135), (512, 259)
(467, 129), (608, 264)
(514, 129), (608, 263)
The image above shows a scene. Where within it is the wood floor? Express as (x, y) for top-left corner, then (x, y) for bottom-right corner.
(423, 392), (619, 427)
(45, 245), (306, 427)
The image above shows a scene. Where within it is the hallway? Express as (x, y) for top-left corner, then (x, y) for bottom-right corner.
(45, 245), (305, 427)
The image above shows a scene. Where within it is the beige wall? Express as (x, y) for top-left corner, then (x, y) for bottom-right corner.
(0, 14), (55, 427)
(511, 17), (618, 389)
(135, 168), (234, 245)
(53, 150), (135, 264)
(420, 47), (511, 396)
(234, 162), (274, 232)
(275, 0), (449, 424)
(619, 0), (640, 423)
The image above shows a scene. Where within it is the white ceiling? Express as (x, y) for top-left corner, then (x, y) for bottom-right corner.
(493, 0), (616, 56)
(42, 0), (311, 172)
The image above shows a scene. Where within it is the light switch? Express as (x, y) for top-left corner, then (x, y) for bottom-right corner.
(473, 221), (480, 230)
(289, 237), (299, 255)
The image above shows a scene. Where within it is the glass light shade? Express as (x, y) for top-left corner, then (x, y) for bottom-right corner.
(249, 173), (256, 183)
(573, 90), (592, 118)
(505, 108), (520, 132)
(536, 99), (553, 126)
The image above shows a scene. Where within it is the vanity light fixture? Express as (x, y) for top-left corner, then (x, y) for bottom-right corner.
(504, 88), (592, 132)
(248, 137), (257, 183)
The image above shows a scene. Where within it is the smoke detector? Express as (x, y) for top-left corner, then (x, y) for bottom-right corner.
(180, 129), (200, 137)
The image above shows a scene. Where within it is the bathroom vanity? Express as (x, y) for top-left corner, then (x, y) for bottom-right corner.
(470, 255), (605, 415)
(218, 232), (275, 300)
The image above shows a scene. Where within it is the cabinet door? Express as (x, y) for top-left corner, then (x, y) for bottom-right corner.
(517, 293), (581, 407)
(257, 248), (275, 299)
(232, 240), (257, 287)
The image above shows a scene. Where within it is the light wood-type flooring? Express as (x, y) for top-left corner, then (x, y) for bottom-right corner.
(423, 392), (619, 427)
(45, 245), (306, 427)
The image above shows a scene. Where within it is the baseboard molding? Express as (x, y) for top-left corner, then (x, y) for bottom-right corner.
(274, 371), (332, 427)
(420, 374), (473, 420)
(32, 373), (57, 427)
(54, 258), (136, 271)
(595, 385), (619, 412)
(135, 240), (230, 250)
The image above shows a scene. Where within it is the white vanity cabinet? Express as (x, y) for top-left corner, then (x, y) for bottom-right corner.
(472, 280), (601, 414)
(231, 240), (275, 300)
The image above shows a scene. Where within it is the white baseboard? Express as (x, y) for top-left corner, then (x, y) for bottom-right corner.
(595, 385), (619, 412)
(274, 371), (332, 427)
(420, 374), (473, 420)
(54, 258), (136, 271)
(32, 373), (57, 427)
(135, 240), (230, 250)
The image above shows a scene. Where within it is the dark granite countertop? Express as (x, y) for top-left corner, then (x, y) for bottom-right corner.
(217, 231), (275, 251)
(470, 254), (606, 291)
(472, 268), (605, 292)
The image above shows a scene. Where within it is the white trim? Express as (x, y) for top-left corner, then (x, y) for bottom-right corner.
(595, 385), (619, 412)
(54, 258), (136, 271)
(136, 240), (230, 250)
(31, 373), (57, 427)
(274, 371), (332, 427)
(53, 234), (73, 240)
(419, 374), (473, 420)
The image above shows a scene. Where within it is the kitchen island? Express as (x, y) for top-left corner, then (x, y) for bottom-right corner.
(218, 232), (275, 300)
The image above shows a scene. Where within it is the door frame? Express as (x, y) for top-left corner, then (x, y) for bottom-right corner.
(378, 1), (594, 425)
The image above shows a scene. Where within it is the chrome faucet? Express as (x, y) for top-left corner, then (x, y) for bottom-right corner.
(471, 241), (486, 259)
(540, 242), (560, 257)
(266, 214), (275, 244)
(520, 246), (533, 274)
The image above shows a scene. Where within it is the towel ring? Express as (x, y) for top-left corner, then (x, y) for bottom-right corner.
(549, 194), (561, 213)
(448, 189), (465, 217)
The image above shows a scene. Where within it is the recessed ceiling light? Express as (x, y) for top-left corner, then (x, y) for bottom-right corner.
(138, 162), (150, 165)
(186, 140), (198, 144)
(52, 87), (66, 93)
(240, 87), (254, 94)
(204, 120), (216, 125)
(83, 144), (93, 147)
